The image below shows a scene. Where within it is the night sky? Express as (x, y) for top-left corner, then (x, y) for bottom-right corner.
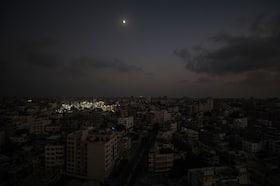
(1, 0), (280, 97)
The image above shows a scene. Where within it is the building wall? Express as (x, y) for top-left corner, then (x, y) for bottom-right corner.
(242, 140), (263, 153)
(66, 129), (118, 181)
(45, 145), (64, 168)
(87, 142), (106, 181)
(118, 116), (134, 131)
(153, 110), (172, 124)
(45, 125), (61, 134)
(149, 151), (174, 173)
(9, 135), (27, 143)
(87, 133), (118, 181)
(233, 117), (248, 128)
(270, 140), (280, 154)
(29, 119), (51, 135)
(66, 131), (88, 177)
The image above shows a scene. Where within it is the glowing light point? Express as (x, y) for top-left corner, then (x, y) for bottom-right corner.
(122, 19), (126, 24)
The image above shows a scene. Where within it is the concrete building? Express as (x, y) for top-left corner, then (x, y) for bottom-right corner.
(263, 128), (280, 154)
(66, 128), (118, 182)
(118, 136), (131, 158)
(163, 111), (172, 123)
(190, 98), (214, 113)
(9, 134), (28, 144)
(269, 140), (280, 154)
(118, 116), (134, 132)
(148, 143), (174, 174)
(45, 145), (64, 168)
(92, 111), (105, 127)
(66, 130), (87, 177)
(29, 118), (52, 135)
(177, 128), (199, 144)
(198, 98), (214, 112)
(169, 122), (177, 133)
(45, 124), (61, 134)
(201, 151), (220, 166)
(45, 135), (65, 168)
(188, 167), (217, 186)
(242, 139), (263, 153)
(188, 166), (248, 186)
(87, 131), (118, 181)
(233, 117), (248, 128)
(152, 110), (172, 124)
(237, 166), (250, 185)
(185, 128), (199, 142)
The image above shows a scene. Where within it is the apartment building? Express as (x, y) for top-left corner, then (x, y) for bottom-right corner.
(45, 145), (64, 168)
(118, 116), (134, 132)
(29, 118), (52, 135)
(148, 143), (174, 173)
(66, 128), (118, 181)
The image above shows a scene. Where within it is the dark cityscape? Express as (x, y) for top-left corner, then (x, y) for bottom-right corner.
(1, 1), (280, 186)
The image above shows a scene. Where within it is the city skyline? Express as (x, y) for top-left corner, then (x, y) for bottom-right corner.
(1, 0), (280, 97)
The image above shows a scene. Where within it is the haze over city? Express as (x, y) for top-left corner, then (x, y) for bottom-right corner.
(1, 0), (280, 97)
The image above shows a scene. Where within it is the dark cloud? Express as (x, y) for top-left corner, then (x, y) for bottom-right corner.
(174, 14), (280, 75)
(225, 70), (280, 88)
(19, 38), (59, 49)
(196, 77), (210, 83)
(0, 38), (144, 74)
(177, 79), (188, 84)
(239, 71), (280, 86)
(113, 59), (143, 72)
(69, 57), (143, 73)
(225, 71), (280, 96)
(178, 77), (211, 85)
(25, 52), (62, 68)
(17, 39), (62, 68)
(250, 14), (268, 35)
(0, 41), (21, 73)
(0, 37), (146, 96)
(174, 48), (191, 60)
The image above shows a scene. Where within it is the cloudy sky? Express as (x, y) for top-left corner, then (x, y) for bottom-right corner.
(1, 0), (280, 97)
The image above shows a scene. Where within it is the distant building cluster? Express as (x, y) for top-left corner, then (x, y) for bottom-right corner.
(1, 96), (280, 185)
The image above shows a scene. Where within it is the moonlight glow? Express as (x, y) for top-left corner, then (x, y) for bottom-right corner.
(122, 19), (126, 24)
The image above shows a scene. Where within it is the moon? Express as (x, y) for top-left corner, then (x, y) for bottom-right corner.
(122, 19), (126, 24)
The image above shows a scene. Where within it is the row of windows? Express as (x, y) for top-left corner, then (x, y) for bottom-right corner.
(46, 152), (64, 155)
(46, 148), (64, 151)
(46, 161), (64, 164)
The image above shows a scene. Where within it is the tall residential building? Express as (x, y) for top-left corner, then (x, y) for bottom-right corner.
(45, 145), (64, 168)
(29, 118), (52, 135)
(45, 135), (64, 169)
(66, 130), (87, 177)
(66, 128), (118, 181)
(148, 143), (174, 173)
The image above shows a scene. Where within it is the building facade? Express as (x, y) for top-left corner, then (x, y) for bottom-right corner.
(66, 129), (118, 181)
